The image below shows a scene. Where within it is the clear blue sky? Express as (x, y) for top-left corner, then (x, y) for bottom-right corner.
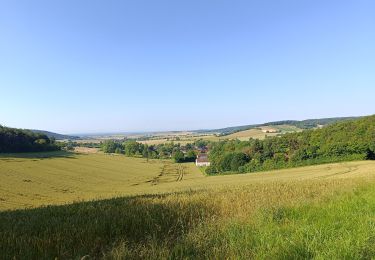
(1, 0), (374, 134)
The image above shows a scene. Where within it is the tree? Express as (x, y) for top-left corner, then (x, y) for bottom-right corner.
(124, 141), (141, 156)
(101, 140), (121, 153)
(173, 150), (185, 163)
(185, 150), (197, 162)
(206, 115), (375, 174)
(230, 152), (249, 171)
(0, 126), (59, 153)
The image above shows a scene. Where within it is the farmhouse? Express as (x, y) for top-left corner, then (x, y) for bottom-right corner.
(196, 153), (210, 167)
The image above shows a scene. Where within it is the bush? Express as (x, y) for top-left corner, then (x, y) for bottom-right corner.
(173, 150), (185, 163)
(208, 115), (375, 174)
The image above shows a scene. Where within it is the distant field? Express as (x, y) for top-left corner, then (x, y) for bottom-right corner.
(223, 125), (302, 141)
(138, 124), (302, 144)
(74, 124), (303, 146)
(1, 151), (374, 211)
(224, 128), (274, 140)
(272, 124), (302, 132)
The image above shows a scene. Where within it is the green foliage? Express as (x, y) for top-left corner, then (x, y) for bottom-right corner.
(101, 140), (202, 162)
(101, 140), (122, 153)
(0, 125), (59, 153)
(195, 139), (209, 149)
(64, 141), (75, 151)
(185, 150), (197, 162)
(173, 150), (185, 163)
(123, 140), (142, 156)
(208, 115), (375, 174)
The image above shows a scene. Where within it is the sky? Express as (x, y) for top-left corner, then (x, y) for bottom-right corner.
(0, 0), (374, 134)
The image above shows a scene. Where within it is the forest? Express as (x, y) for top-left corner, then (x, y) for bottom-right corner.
(0, 125), (60, 153)
(100, 139), (209, 163)
(206, 115), (375, 174)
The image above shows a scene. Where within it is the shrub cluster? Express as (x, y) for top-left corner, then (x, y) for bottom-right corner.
(207, 115), (375, 174)
(101, 140), (205, 162)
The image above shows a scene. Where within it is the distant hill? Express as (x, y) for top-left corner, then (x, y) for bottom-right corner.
(30, 130), (80, 140)
(0, 126), (60, 153)
(199, 116), (361, 135)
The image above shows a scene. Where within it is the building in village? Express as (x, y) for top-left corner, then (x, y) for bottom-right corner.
(196, 153), (210, 167)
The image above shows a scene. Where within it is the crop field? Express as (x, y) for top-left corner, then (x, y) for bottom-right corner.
(0, 152), (205, 210)
(75, 124), (303, 145)
(1, 152), (375, 211)
(2, 152), (375, 258)
(224, 128), (275, 140)
(221, 125), (301, 141)
(137, 125), (302, 144)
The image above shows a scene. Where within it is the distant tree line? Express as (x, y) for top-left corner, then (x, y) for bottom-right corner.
(58, 141), (101, 151)
(206, 115), (375, 174)
(0, 125), (60, 153)
(100, 139), (210, 163)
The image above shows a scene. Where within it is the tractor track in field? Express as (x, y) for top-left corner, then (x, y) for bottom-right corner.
(148, 163), (181, 185)
(176, 165), (185, 182)
(146, 163), (186, 185)
(319, 164), (359, 179)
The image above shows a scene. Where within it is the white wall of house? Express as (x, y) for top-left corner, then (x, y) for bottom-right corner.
(196, 161), (211, 167)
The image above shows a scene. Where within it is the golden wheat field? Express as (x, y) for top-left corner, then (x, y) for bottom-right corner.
(1, 151), (375, 211)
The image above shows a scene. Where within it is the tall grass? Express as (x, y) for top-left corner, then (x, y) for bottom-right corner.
(2, 177), (375, 259)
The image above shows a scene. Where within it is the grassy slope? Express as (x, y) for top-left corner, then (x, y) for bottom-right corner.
(1, 152), (375, 211)
(223, 124), (302, 141)
(2, 152), (375, 258)
(0, 152), (203, 210)
(1, 170), (375, 259)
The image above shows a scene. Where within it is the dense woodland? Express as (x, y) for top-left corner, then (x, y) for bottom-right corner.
(0, 125), (60, 153)
(206, 115), (375, 174)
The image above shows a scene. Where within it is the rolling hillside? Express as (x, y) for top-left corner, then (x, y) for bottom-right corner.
(30, 129), (80, 140)
(1, 152), (375, 258)
(0, 151), (374, 211)
(205, 116), (360, 135)
(120, 116), (363, 145)
(2, 115), (375, 258)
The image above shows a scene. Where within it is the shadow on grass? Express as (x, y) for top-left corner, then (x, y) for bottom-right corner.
(0, 192), (216, 259)
(0, 151), (79, 160)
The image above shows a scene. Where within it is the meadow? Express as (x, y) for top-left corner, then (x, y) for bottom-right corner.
(2, 152), (375, 258)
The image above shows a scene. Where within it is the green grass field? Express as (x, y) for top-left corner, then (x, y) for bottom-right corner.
(2, 152), (375, 258)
